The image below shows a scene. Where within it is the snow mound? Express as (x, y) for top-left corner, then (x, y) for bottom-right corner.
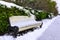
(0, 1), (23, 9)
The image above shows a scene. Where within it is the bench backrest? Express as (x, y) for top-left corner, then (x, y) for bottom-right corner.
(9, 16), (36, 26)
(9, 16), (35, 22)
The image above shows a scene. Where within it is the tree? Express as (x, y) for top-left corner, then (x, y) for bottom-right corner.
(13, 0), (58, 16)
(3, 0), (58, 16)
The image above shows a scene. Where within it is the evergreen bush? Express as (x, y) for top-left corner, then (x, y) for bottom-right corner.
(24, 7), (52, 21)
(34, 11), (50, 21)
(0, 4), (28, 35)
(0, 3), (52, 35)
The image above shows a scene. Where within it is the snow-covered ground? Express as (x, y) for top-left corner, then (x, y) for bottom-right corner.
(0, 35), (15, 40)
(0, 15), (58, 40)
(0, 0), (60, 40)
(15, 16), (58, 40)
(37, 15), (60, 40)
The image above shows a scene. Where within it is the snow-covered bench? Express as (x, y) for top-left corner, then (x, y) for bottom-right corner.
(8, 16), (43, 37)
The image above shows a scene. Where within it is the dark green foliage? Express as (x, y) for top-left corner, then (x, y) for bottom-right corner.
(34, 11), (50, 21)
(0, 4), (28, 34)
(10, 0), (58, 16)
(24, 7), (52, 21)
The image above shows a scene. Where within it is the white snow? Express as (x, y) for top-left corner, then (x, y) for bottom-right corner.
(0, 1), (23, 9)
(0, 35), (15, 40)
(37, 15), (60, 40)
(11, 19), (40, 28)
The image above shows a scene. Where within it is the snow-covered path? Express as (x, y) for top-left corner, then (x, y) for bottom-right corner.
(37, 15), (60, 40)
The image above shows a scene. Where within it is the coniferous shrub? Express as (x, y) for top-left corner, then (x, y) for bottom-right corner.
(34, 11), (51, 21)
(24, 7), (52, 21)
(0, 4), (28, 35)
(0, 3), (53, 35)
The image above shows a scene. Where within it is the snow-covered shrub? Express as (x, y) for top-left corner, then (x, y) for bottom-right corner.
(0, 4), (28, 35)
(24, 7), (52, 21)
(34, 11), (51, 21)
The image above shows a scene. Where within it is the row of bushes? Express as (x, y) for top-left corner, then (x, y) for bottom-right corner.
(0, 4), (52, 35)
(0, 4), (28, 35)
(24, 8), (52, 21)
(35, 10), (53, 20)
(35, 12), (51, 21)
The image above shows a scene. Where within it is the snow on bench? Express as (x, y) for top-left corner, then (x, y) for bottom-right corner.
(9, 16), (42, 31)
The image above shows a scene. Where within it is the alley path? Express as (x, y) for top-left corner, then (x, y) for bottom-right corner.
(37, 15), (60, 40)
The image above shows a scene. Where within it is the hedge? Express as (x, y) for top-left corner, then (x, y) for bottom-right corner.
(0, 4), (28, 35)
(35, 12), (50, 21)
(0, 4), (52, 35)
(26, 8), (52, 21)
